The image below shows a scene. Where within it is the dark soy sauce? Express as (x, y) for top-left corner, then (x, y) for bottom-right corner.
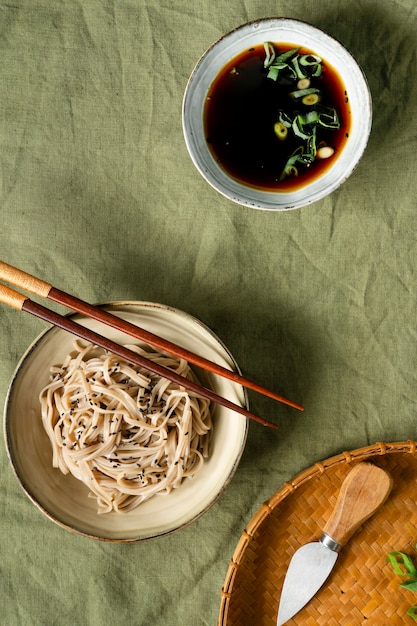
(204, 43), (351, 192)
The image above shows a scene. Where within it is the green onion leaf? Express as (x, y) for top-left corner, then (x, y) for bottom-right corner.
(306, 126), (317, 158)
(299, 111), (320, 125)
(266, 65), (280, 81)
(289, 87), (320, 99)
(280, 164), (298, 181)
(299, 54), (323, 77)
(278, 111), (292, 128)
(267, 62), (290, 81)
(299, 54), (322, 66)
(291, 56), (307, 79)
(263, 42), (276, 68)
(280, 147), (309, 180)
(266, 47), (300, 81)
(298, 152), (314, 166)
(317, 107), (340, 129)
(292, 115), (311, 140)
(387, 552), (417, 577)
(407, 607), (417, 621)
(274, 47), (300, 63)
(401, 580), (417, 592)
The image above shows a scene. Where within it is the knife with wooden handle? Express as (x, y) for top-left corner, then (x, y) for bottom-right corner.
(277, 462), (393, 625)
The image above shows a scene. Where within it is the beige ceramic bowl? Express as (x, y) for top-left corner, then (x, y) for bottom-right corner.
(182, 18), (372, 210)
(4, 302), (248, 541)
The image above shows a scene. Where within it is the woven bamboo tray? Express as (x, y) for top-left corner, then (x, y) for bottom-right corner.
(219, 441), (417, 626)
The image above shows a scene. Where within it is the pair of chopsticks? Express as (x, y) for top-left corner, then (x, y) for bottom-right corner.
(0, 260), (303, 429)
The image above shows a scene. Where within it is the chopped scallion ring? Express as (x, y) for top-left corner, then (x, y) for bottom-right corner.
(302, 93), (321, 106)
(274, 122), (288, 140)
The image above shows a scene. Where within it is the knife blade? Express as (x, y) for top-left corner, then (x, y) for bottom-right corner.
(276, 462), (393, 625)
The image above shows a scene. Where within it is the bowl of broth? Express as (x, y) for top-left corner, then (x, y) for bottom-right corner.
(182, 18), (372, 211)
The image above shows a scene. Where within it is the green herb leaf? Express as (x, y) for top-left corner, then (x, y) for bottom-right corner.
(289, 87), (320, 99)
(388, 551), (417, 577)
(274, 47), (300, 63)
(263, 42), (276, 68)
(266, 65), (280, 81)
(267, 62), (296, 81)
(401, 580), (417, 592)
(292, 116), (311, 140)
(278, 111), (292, 128)
(291, 56), (306, 79)
(265, 46), (302, 81)
(299, 111), (320, 126)
(317, 107), (340, 129)
(387, 548), (417, 620)
(299, 54), (322, 77)
(407, 607), (417, 621)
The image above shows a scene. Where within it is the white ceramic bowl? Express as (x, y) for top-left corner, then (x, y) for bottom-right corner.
(182, 18), (372, 211)
(4, 302), (248, 541)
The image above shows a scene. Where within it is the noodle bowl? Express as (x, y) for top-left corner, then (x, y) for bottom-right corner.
(40, 341), (212, 514)
(5, 301), (248, 541)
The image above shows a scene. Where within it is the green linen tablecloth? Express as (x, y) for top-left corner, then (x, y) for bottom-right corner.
(0, 1), (416, 624)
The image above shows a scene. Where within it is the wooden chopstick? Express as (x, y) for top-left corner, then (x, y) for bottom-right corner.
(0, 260), (303, 411)
(0, 283), (278, 429)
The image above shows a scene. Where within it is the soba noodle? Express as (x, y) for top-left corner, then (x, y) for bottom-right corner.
(39, 341), (212, 514)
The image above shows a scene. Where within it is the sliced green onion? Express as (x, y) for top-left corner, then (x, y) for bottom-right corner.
(280, 147), (308, 180)
(263, 42), (276, 68)
(401, 580), (417, 592)
(298, 152), (314, 166)
(292, 115), (311, 140)
(297, 78), (311, 90)
(299, 110), (320, 125)
(289, 87), (320, 99)
(266, 47), (300, 81)
(266, 65), (280, 81)
(280, 164), (298, 180)
(299, 54), (321, 65)
(274, 121), (288, 140)
(267, 62), (292, 81)
(388, 550), (417, 620)
(299, 54), (322, 77)
(318, 108), (340, 128)
(278, 111), (292, 128)
(388, 551), (417, 577)
(299, 54), (322, 75)
(306, 126), (317, 158)
(302, 93), (320, 106)
(407, 607), (417, 621)
(291, 55), (307, 79)
(267, 62), (296, 81)
(274, 47), (300, 63)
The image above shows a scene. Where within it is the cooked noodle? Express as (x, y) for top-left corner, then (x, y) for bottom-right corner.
(39, 341), (212, 514)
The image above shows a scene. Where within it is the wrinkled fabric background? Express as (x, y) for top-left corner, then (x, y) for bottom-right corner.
(0, 1), (416, 624)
